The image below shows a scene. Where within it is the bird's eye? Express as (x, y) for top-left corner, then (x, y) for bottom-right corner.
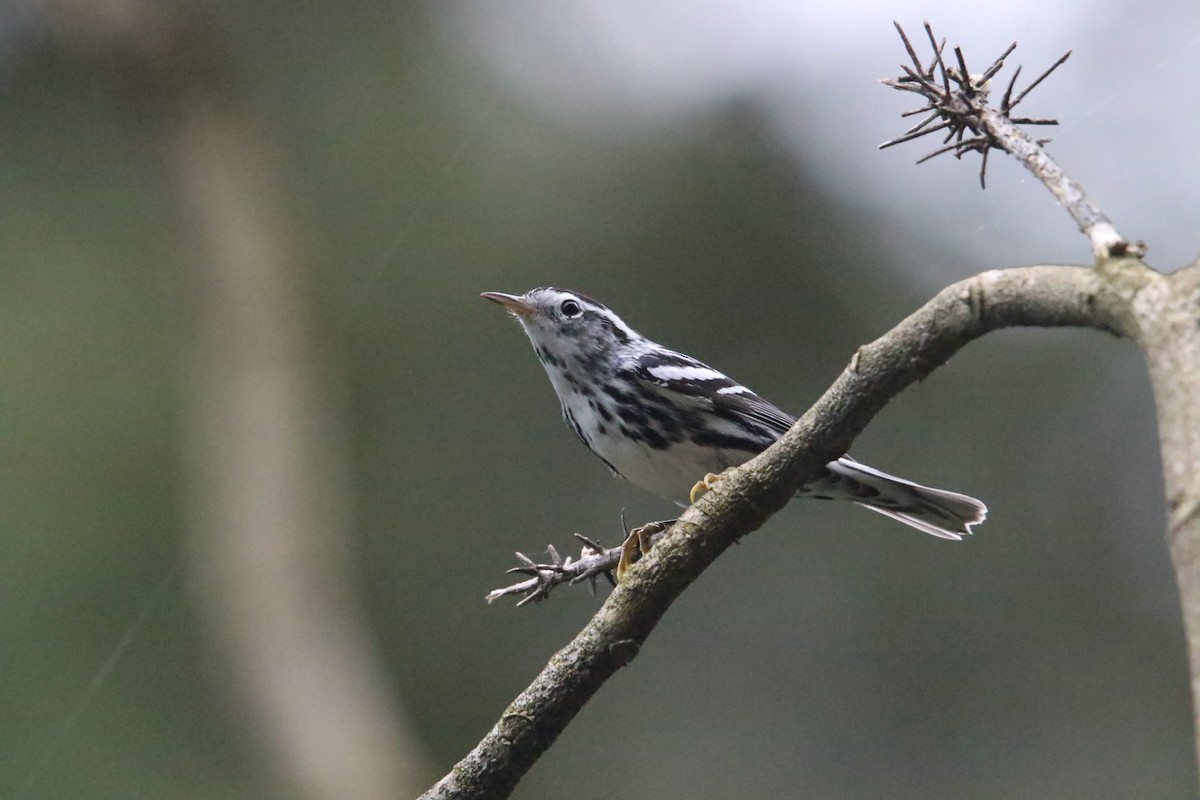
(559, 299), (583, 318)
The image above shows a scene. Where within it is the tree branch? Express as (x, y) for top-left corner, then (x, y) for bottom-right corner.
(1128, 264), (1200, 759)
(879, 24), (1200, 777)
(422, 264), (1139, 800)
(445, 26), (1200, 797)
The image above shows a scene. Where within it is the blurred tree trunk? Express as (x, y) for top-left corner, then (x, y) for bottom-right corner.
(42, 2), (432, 798)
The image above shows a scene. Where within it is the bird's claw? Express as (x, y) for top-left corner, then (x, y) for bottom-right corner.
(616, 520), (673, 581)
(689, 471), (726, 504)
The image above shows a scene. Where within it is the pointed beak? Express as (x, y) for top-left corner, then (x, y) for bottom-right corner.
(481, 291), (535, 318)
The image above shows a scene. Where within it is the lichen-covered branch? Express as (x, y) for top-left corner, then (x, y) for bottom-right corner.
(423, 264), (1137, 800)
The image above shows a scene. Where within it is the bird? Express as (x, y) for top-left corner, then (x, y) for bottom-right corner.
(483, 287), (986, 574)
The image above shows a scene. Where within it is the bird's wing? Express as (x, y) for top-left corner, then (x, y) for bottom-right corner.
(712, 387), (796, 436)
(632, 349), (797, 437)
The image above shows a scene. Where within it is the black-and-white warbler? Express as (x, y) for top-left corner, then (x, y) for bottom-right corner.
(483, 287), (986, 545)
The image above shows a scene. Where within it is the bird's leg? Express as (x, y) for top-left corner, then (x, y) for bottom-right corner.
(689, 471), (729, 504)
(617, 469), (731, 580)
(616, 519), (675, 581)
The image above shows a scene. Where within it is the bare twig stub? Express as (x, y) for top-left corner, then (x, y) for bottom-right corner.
(487, 523), (676, 605)
(880, 22), (1143, 261)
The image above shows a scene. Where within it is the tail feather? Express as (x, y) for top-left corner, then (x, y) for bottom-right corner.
(813, 457), (987, 540)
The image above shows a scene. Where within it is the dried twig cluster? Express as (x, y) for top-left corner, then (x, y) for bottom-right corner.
(486, 522), (674, 606)
(880, 21), (1069, 188)
(881, 22), (1139, 259)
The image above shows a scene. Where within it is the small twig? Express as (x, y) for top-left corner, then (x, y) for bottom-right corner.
(924, 23), (951, 97)
(916, 136), (988, 164)
(1000, 64), (1022, 111)
(893, 20), (924, 77)
(979, 41), (1018, 84)
(953, 46), (970, 89)
(902, 111), (943, 136)
(879, 120), (952, 150)
(1008, 50), (1072, 110)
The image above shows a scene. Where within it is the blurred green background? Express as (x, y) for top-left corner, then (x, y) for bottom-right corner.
(2, 1), (1197, 798)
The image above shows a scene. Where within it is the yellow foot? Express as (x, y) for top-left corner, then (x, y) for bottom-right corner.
(689, 472), (725, 504)
(616, 521), (670, 581)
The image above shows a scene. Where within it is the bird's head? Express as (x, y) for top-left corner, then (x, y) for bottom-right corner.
(482, 287), (642, 367)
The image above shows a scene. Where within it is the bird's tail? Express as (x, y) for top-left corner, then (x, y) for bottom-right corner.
(812, 456), (987, 540)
